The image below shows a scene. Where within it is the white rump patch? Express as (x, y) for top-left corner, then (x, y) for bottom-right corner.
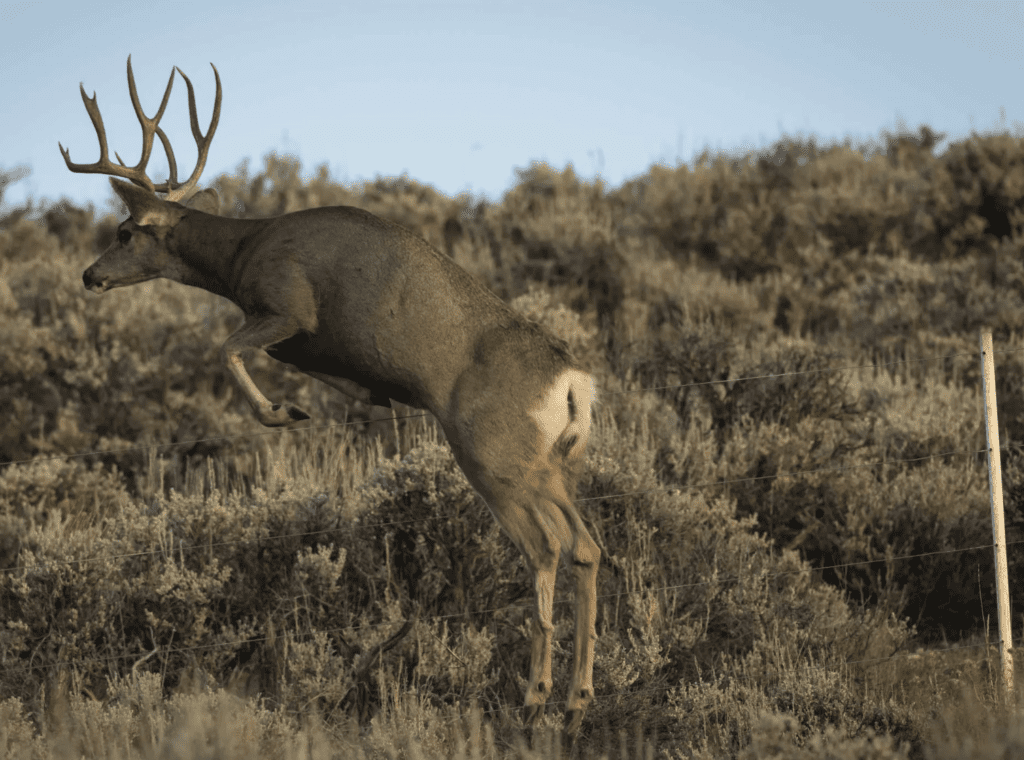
(528, 368), (596, 453)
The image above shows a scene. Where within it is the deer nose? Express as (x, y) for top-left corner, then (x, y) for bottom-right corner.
(83, 267), (100, 290)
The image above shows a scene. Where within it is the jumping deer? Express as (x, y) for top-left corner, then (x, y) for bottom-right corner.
(62, 57), (599, 735)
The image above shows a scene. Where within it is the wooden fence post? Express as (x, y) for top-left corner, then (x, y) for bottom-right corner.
(980, 330), (1014, 703)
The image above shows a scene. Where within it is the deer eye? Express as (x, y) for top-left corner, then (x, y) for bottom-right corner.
(117, 229), (131, 245)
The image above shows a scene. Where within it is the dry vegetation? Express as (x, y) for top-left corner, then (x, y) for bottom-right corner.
(2, 124), (1024, 757)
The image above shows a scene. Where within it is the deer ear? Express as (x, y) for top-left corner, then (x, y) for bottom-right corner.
(186, 187), (221, 215)
(109, 177), (178, 226)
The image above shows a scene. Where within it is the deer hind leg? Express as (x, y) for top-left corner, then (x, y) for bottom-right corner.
(496, 482), (598, 733)
(455, 464), (593, 729)
(524, 526), (560, 726)
(560, 493), (600, 736)
(446, 363), (596, 732)
(528, 368), (599, 735)
(221, 315), (311, 427)
(464, 484), (562, 726)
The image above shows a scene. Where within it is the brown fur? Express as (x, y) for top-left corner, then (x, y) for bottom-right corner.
(83, 178), (600, 734)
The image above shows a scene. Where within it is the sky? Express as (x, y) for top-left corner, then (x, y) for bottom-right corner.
(2, 0), (1021, 214)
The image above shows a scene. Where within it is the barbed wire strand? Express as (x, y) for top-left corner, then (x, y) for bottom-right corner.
(4, 343), (1021, 469)
(0, 444), (990, 575)
(3, 532), (1016, 681)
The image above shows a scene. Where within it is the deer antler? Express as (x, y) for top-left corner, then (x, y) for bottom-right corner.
(59, 55), (221, 203)
(163, 63), (222, 202)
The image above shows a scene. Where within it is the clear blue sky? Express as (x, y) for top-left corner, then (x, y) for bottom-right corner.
(2, 1), (1021, 213)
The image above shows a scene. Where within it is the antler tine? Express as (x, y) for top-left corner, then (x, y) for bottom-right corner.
(58, 55), (177, 193)
(160, 63), (222, 203)
(153, 127), (180, 190)
(119, 55), (176, 183)
(58, 84), (117, 176)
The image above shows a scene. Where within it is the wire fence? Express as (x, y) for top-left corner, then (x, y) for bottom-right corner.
(0, 341), (1021, 709)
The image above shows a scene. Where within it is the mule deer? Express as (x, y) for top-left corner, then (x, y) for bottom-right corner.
(62, 57), (599, 734)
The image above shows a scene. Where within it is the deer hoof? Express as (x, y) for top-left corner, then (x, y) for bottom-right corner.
(563, 708), (585, 737)
(524, 703), (545, 727)
(259, 404), (310, 426)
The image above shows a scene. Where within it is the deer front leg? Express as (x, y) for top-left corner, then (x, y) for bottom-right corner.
(221, 316), (311, 427)
(303, 371), (392, 407)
